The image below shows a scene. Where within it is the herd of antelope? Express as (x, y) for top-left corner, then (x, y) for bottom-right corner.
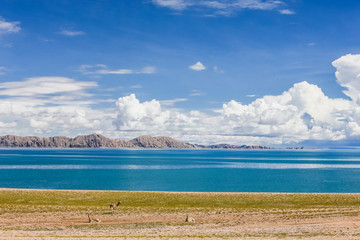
(87, 200), (195, 223)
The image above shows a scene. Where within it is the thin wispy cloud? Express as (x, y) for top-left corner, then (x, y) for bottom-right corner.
(190, 90), (205, 96)
(59, 29), (85, 37)
(139, 66), (157, 74)
(152, 0), (190, 10)
(0, 76), (97, 97)
(160, 98), (188, 106)
(279, 9), (295, 15)
(152, 0), (285, 16)
(98, 69), (133, 74)
(189, 61), (206, 71)
(0, 66), (9, 75)
(130, 85), (142, 89)
(0, 76), (103, 136)
(213, 66), (224, 73)
(79, 64), (157, 75)
(0, 17), (21, 35)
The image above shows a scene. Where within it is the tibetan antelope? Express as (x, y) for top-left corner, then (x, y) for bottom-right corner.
(185, 214), (195, 223)
(88, 213), (101, 223)
(110, 201), (121, 212)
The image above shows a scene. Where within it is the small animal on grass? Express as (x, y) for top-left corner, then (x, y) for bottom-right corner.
(110, 201), (121, 212)
(185, 214), (195, 223)
(88, 213), (101, 223)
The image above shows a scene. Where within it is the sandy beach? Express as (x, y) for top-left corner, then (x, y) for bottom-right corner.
(1, 189), (360, 239)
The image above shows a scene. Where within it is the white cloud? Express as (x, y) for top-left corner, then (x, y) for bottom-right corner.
(3, 54), (360, 147)
(0, 17), (21, 35)
(189, 61), (206, 71)
(59, 30), (85, 36)
(114, 94), (165, 130)
(79, 64), (156, 75)
(98, 69), (133, 74)
(0, 76), (97, 97)
(0, 66), (8, 75)
(139, 66), (157, 74)
(152, 0), (284, 16)
(111, 54), (360, 145)
(220, 81), (356, 143)
(152, 0), (190, 10)
(30, 119), (49, 129)
(0, 121), (16, 128)
(190, 90), (205, 96)
(279, 9), (295, 15)
(160, 98), (188, 106)
(232, 0), (282, 10)
(213, 66), (224, 73)
(332, 54), (360, 104)
(0, 76), (113, 137)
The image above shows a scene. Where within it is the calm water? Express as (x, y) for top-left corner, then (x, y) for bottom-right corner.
(1, 149), (360, 192)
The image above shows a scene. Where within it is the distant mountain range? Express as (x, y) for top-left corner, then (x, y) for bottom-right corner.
(0, 134), (271, 149)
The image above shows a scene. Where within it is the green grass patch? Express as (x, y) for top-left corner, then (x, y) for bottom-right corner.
(1, 189), (360, 213)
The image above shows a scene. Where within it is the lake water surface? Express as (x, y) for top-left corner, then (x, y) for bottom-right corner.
(1, 149), (360, 192)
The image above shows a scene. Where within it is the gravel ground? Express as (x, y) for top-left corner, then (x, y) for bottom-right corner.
(1, 206), (360, 239)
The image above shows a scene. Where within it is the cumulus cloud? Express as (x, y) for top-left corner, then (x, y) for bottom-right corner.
(332, 54), (360, 104)
(152, 0), (284, 16)
(0, 17), (21, 35)
(221, 81), (356, 142)
(111, 80), (358, 145)
(3, 54), (360, 147)
(114, 94), (165, 130)
(79, 64), (156, 75)
(59, 29), (85, 36)
(189, 61), (206, 71)
(110, 54), (360, 145)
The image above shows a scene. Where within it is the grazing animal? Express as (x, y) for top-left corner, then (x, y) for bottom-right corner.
(110, 201), (121, 212)
(185, 214), (195, 223)
(88, 213), (101, 223)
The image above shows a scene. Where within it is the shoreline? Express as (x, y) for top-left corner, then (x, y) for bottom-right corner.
(2, 187), (360, 194)
(1, 189), (360, 239)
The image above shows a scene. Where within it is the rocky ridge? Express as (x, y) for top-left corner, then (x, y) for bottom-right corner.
(0, 134), (270, 149)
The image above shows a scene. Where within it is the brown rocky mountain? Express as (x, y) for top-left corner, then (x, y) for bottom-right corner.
(0, 134), (270, 149)
(0, 134), (196, 149)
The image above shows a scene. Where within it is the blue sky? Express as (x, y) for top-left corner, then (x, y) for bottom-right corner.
(1, 0), (360, 147)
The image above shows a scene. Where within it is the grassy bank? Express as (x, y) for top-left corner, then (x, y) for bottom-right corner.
(1, 189), (360, 213)
(2, 189), (360, 239)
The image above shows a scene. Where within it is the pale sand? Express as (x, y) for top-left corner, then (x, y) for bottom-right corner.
(1, 189), (360, 239)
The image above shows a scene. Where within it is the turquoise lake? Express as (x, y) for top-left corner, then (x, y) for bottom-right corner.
(1, 149), (360, 192)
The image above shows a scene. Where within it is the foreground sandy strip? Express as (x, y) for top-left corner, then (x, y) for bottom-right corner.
(1, 189), (360, 239)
